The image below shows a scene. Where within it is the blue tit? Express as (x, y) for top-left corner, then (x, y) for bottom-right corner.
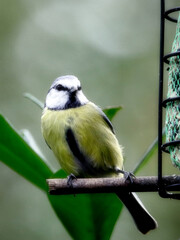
(41, 75), (157, 234)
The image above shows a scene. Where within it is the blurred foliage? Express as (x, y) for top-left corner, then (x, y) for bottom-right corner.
(0, 104), (161, 240)
(0, 0), (180, 240)
(0, 115), (52, 191)
(48, 171), (123, 240)
(0, 108), (124, 240)
(103, 106), (122, 121)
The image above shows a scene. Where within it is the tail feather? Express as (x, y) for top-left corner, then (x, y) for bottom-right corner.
(116, 192), (158, 234)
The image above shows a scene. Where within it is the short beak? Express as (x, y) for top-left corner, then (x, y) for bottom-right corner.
(70, 87), (78, 95)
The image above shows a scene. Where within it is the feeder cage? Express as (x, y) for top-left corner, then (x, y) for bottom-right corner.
(158, 0), (180, 199)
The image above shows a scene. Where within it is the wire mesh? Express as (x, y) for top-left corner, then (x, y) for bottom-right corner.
(158, 0), (180, 199)
(165, 13), (180, 169)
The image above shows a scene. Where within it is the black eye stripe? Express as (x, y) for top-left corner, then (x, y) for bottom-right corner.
(55, 84), (69, 91)
(52, 84), (82, 92)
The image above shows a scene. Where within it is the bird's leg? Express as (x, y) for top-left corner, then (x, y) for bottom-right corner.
(67, 173), (77, 187)
(115, 168), (135, 183)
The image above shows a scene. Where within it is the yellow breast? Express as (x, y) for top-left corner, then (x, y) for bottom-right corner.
(41, 102), (123, 177)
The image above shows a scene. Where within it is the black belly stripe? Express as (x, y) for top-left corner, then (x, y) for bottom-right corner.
(65, 128), (99, 177)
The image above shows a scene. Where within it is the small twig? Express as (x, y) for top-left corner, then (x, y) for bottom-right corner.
(47, 175), (180, 195)
(133, 129), (165, 175)
(23, 93), (44, 109)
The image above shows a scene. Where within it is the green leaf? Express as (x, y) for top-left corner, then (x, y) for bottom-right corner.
(103, 106), (122, 121)
(20, 129), (46, 160)
(133, 137), (158, 175)
(48, 170), (123, 240)
(0, 114), (52, 191)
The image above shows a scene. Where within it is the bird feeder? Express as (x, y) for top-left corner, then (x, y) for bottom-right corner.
(158, 0), (180, 199)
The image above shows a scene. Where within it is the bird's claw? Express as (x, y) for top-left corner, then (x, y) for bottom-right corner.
(117, 169), (135, 183)
(67, 173), (77, 187)
(123, 171), (135, 183)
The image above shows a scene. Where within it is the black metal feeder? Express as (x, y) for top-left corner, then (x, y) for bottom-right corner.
(158, 0), (180, 199)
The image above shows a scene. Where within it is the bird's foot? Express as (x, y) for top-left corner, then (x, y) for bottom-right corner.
(116, 169), (135, 183)
(123, 171), (135, 183)
(67, 173), (77, 188)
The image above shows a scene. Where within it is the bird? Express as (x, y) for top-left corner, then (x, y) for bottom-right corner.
(41, 75), (157, 234)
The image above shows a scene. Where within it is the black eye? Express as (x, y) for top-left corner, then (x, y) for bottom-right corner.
(55, 84), (66, 91)
(78, 86), (81, 91)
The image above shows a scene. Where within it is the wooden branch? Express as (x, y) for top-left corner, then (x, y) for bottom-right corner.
(47, 175), (180, 195)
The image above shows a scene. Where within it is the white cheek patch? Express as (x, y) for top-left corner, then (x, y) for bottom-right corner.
(45, 75), (89, 110)
(77, 91), (88, 105)
(46, 89), (68, 109)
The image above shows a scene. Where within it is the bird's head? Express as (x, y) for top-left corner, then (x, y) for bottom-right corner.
(45, 75), (89, 110)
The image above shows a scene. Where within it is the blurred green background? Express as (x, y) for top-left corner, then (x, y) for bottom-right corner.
(0, 0), (180, 239)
